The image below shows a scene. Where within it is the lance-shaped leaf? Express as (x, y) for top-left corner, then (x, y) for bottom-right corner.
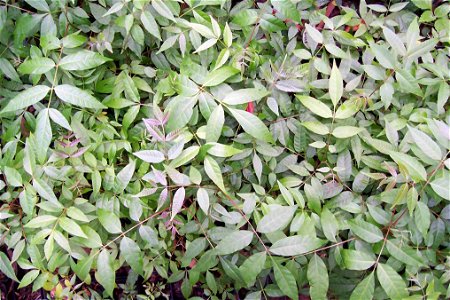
(215, 230), (253, 255)
(204, 155), (226, 193)
(376, 263), (408, 299)
(1, 85), (50, 114)
(389, 151), (427, 182)
(329, 61), (343, 107)
(18, 57), (55, 74)
(228, 107), (273, 143)
(54, 85), (106, 109)
(96, 250), (115, 297)
(59, 50), (111, 71)
(171, 187), (185, 221)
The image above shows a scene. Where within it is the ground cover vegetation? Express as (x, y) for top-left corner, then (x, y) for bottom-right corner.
(0, 0), (449, 299)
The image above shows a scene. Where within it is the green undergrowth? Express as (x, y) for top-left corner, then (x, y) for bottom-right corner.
(0, 0), (449, 299)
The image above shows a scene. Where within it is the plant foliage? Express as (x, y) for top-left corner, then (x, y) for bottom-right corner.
(0, 0), (449, 299)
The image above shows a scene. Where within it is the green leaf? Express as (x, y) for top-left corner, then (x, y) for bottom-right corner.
(96, 250), (115, 297)
(133, 150), (165, 163)
(273, 261), (298, 299)
(223, 22), (232, 47)
(0, 252), (19, 282)
(171, 187), (185, 221)
(342, 250), (375, 270)
(370, 43), (396, 69)
(321, 208), (339, 242)
(59, 217), (88, 238)
(307, 254), (328, 300)
(33, 178), (60, 206)
(389, 151), (427, 182)
(197, 188), (210, 215)
(152, 0), (175, 21)
(1, 85), (50, 114)
(329, 61), (343, 107)
(18, 57), (55, 74)
(386, 239), (424, 266)
(270, 235), (325, 256)
(59, 50), (111, 71)
(297, 95), (333, 118)
(406, 38), (438, 61)
(115, 159), (136, 192)
(215, 230), (253, 255)
(407, 125), (442, 161)
(206, 143), (242, 157)
(202, 66), (239, 87)
(350, 272), (375, 300)
(140, 10), (161, 40)
(376, 263), (408, 299)
(256, 205), (297, 233)
(35, 109), (52, 163)
(239, 252), (266, 286)
(271, 0), (301, 22)
(170, 146), (200, 168)
(18, 269), (40, 288)
(414, 201), (430, 237)
(305, 24), (323, 44)
(430, 173), (450, 200)
(395, 70), (423, 97)
(24, 215), (58, 228)
(332, 126), (363, 138)
(383, 27), (406, 56)
(75, 255), (94, 282)
(206, 105), (224, 143)
(120, 237), (143, 275)
(4, 166), (22, 187)
(348, 219), (383, 243)
(204, 155), (226, 193)
(302, 121), (329, 135)
(97, 209), (122, 234)
(48, 108), (72, 130)
(54, 85), (106, 109)
(222, 88), (269, 105)
(0, 58), (21, 82)
(228, 107), (273, 143)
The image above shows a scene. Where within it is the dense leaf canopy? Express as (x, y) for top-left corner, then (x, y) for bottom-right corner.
(0, 0), (449, 299)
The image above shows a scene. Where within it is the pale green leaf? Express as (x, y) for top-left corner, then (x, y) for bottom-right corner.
(228, 107), (273, 143)
(342, 250), (375, 270)
(96, 250), (115, 297)
(256, 205), (297, 233)
(203, 66), (239, 87)
(350, 272), (375, 300)
(18, 57), (55, 74)
(376, 263), (408, 299)
(329, 61), (343, 107)
(297, 95), (333, 118)
(54, 85), (106, 109)
(59, 217), (88, 238)
(307, 254), (328, 300)
(273, 261), (298, 299)
(222, 88), (269, 105)
(407, 125), (442, 161)
(120, 237), (143, 275)
(59, 50), (111, 71)
(215, 230), (253, 255)
(1, 85), (50, 114)
(0, 252), (18, 282)
(97, 209), (122, 234)
(270, 235), (325, 256)
(389, 151), (427, 182)
(204, 155), (226, 193)
(348, 219), (383, 243)
(206, 105), (224, 143)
